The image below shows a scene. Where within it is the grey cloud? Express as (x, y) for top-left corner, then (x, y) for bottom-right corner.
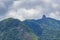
(15, 0), (60, 14)
(0, 0), (14, 16)
(0, 0), (60, 20)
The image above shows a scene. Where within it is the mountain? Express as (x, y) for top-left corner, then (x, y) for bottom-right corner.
(0, 18), (39, 40)
(0, 15), (60, 40)
(23, 15), (60, 40)
(23, 20), (43, 36)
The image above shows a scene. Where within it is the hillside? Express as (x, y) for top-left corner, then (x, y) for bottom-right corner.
(0, 15), (60, 40)
(0, 18), (38, 40)
(23, 15), (60, 40)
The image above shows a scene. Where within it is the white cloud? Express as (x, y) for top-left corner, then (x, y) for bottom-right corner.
(42, 0), (52, 3)
(49, 11), (60, 20)
(12, 0), (23, 9)
(7, 6), (43, 21)
(52, 3), (59, 8)
(7, 10), (24, 21)
(5, 0), (44, 21)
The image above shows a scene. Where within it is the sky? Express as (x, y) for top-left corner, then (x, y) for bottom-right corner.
(0, 0), (60, 21)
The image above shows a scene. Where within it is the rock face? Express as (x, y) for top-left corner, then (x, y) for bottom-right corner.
(0, 18), (38, 40)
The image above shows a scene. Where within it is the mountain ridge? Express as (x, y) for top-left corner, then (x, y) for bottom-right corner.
(0, 15), (60, 40)
(23, 15), (60, 40)
(0, 18), (39, 40)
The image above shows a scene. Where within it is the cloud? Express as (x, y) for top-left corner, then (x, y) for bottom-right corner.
(7, 7), (43, 21)
(0, 0), (14, 16)
(41, 0), (52, 3)
(0, 0), (60, 21)
(49, 11), (60, 20)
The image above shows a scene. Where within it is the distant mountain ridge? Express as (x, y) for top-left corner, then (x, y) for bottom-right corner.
(0, 15), (60, 40)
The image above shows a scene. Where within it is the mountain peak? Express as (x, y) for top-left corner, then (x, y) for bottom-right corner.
(42, 15), (46, 19)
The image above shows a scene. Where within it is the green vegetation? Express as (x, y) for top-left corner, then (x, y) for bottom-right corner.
(0, 18), (39, 40)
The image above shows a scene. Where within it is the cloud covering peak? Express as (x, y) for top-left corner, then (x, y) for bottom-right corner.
(0, 0), (60, 21)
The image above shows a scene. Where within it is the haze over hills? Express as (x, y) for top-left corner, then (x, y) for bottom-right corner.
(0, 15), (60, 40)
